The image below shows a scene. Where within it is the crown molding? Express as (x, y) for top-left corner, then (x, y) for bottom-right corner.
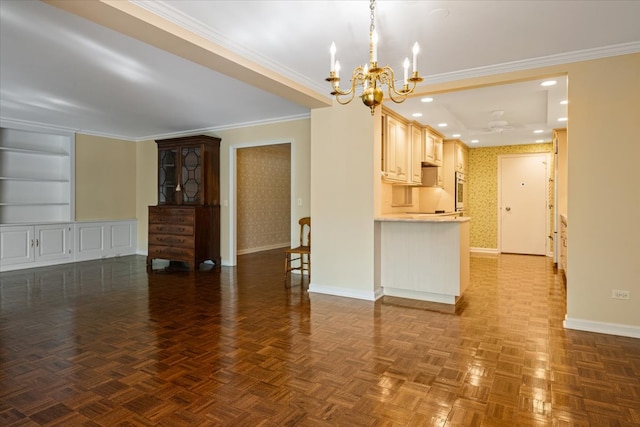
(2, 114), (311, 142)
(130, 0), (326, 94)
(133, 1), (639, 92)
(422, 41), (640, 85)
(138, 113), (311, 142)
(0, 117), (77, 136)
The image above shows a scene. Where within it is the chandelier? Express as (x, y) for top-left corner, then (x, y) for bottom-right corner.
(326, 0), (423, 115)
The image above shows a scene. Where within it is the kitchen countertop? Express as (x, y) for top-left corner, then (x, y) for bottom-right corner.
(375, 213), (470, 223)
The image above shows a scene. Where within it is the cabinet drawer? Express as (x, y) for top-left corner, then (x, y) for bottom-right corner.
(148, 245), (195, 261)
(148, 234), (194, 248)
(149, 210), (195, 224)
(148, 224), (194, 235)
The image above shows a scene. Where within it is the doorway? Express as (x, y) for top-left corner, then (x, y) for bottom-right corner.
(498, 153), (550, 255)
(228, 139), (293, 266)
(236, 144), (291, 255)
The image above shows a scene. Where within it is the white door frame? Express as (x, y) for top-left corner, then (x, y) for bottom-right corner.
(227, 139), (293, 266)
(497, 152), (552, 256)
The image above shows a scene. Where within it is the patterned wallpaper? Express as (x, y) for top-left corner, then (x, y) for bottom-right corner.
(468, 143), (553, 250)
(237, 144), (291, 254)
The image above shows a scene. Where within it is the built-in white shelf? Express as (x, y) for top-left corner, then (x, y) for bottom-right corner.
(0, 124), (75, 224)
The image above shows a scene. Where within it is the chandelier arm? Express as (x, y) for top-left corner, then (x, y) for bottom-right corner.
(335, 92), (357, 105)
(377, 66), (408, 103)
(331, 84), (355, 97)
(330, 65), (369, 104)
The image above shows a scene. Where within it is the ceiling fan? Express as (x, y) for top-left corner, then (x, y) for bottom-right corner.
(478, 110), (515, 134)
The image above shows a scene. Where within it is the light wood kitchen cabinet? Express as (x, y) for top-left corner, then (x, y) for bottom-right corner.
(423, 127), (443, 167)
(421, 166), (443, 188)
(382, 113), (409, 183)
(454, 140), (468, 173)
(410, 124), (423, 185)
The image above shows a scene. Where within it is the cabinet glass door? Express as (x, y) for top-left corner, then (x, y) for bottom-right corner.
(158, 148), (177, 204)
(181, 146), (202, 204)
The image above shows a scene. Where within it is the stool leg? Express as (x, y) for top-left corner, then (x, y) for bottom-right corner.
(284, 253), (289, 284)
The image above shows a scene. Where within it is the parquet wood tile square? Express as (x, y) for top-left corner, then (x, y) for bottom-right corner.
(2, 251), (640, 426)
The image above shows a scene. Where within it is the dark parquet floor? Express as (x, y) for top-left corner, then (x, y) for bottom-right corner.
(1, 250), (639, 426)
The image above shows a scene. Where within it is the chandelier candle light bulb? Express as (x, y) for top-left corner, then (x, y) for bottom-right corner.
(325, 0), (424, 115)
(403, 58), (410, 85)
(330, 42), (336, 72)
(371, 30), (378, 63)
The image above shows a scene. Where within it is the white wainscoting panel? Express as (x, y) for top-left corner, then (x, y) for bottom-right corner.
(75, 220), (137, 261)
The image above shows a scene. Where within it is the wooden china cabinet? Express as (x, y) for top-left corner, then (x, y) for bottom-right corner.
(147, 135), (221, 269)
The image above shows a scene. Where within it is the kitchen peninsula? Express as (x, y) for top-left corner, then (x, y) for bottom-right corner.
(375, 214), (470, 305)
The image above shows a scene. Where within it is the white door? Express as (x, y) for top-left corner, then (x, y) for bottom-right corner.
(499, 153), (549, 255)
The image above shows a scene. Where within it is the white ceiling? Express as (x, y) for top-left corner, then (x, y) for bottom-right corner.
(1, 1), (639, 146)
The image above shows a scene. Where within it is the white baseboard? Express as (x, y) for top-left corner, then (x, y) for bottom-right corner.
(237, 243), (289, 255)
(383, 287), (456, 305)
(564, 316), (640, 339)
(308, 283), (382, 301)
(470, 247), (499, 254)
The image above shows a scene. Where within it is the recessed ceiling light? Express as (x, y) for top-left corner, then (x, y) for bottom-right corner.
(452, 133), (461, 138)
(470, 139), (479, 144)
(438, 123), (447, 127)
(421, 97), (434, 103)
(534, 130), (544, 134)
(541, 80), (557, 87)
(558, 117), (568, 122)
(412, 113), (423, 118)
(536, 139), (544, 143)
(560, 100), (568, 105)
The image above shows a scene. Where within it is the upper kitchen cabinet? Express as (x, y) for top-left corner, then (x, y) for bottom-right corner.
(452, 139), (469, 173)
(423, 126), (443, 167)
(156, 135), (221, 206)
(0, 124), (74, 224)
(381, 110), (409, 183)
(410, 124), (423, 185)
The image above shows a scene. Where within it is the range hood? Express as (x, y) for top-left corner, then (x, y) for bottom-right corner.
(417, 165), (443, 187)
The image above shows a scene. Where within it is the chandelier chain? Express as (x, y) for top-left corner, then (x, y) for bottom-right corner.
(370, 0), (375, 35)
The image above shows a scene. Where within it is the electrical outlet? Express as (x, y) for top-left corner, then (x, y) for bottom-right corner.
(612, 290), (630, 300)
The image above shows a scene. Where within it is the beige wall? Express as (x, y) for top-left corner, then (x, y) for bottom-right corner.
(468, 143), (553, 250)
(310, 101), (380, 300)
(563, 54), (639, 328)
(135, 139), (156, 248)
(75, 134), (136, 221)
